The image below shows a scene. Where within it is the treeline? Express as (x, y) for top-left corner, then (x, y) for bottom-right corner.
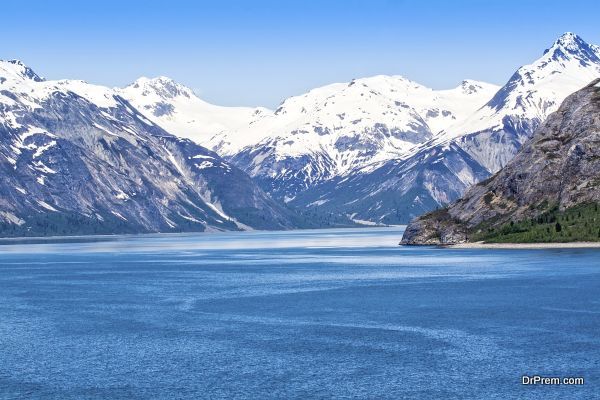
(472, 203), (600, 243)
(294, 209), (358, 228)
(0, 212), (143, 238)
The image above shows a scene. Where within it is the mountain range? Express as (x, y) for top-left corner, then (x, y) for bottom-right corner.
(121, 32), (600, 225)
(0, 32), (598, 236)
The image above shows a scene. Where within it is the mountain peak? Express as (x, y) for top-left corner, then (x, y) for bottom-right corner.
(543, 32), (600, 64)
(555, 32), (580, 45)
(458, 79), (484, 94)
(0, 59), (44, 82)
(126, 76), (194, 99)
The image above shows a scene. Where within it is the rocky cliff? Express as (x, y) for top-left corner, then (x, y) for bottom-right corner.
(401, 79), (600, 244)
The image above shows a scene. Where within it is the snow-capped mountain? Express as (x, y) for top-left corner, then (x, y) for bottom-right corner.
(217, 76), (498, 200)
(289, 33), (600, 224)
(115, 68), (498, 203)
(118, 77), (268, 146)
(439, 31), (600, 173)
(0, 60), (303, 236)
(213, 77), (498, 153)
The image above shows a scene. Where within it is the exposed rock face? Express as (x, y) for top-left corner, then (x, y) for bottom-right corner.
(287, 141), (491, 224)
(0, 60), (301, 237)
(401, 79), (600, 244)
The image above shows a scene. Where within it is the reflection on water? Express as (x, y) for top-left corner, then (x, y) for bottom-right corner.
(0, 227), (599, 399)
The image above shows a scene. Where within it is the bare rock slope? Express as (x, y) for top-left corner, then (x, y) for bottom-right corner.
(401, 79), (600, 244)
(0, 60), (303, 236)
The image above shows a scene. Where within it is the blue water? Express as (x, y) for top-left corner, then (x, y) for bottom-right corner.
(0, 227), (599, 399)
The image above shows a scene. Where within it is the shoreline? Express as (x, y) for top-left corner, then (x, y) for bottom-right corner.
(448, 241), (600, 249)
(0, 226), (404, 244)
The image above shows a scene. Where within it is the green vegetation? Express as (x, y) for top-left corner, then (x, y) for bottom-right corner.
(471, 203), (600, 243)
(0, 212), (145, 238)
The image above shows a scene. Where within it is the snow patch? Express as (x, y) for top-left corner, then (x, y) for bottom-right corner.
(177, 213), (203, 224)
(195, 161), (214, 169)
(191, 154), (215, 160)
(92, 122), (118, 137)
(37, 200), (58, 212)
(111, 211), (128, 221)
(308, 199), (329, 207)
(33, 140), (56, 158)
(352, 218), (381, 226)
(0, 211), (24, 225)
(33, 161), (56, 174)
(204, 199), (231, 221)
(115, 191), (130, 200)
(165, 148), (187, 177)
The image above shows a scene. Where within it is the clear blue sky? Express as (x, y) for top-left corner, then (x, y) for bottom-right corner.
(2, 0), (599, 107)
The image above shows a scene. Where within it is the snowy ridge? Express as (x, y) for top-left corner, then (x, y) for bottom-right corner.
(118, 77), (268, 146)
(218, 75), (498, 200)
(217, 75), (498, 159)
(430, 32), (600, 172)
(460, 32), (599, 135)
(0, 59), (302, 235)
(113, 68), (497, 202)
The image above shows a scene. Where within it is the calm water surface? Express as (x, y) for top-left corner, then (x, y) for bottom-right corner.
(0, 227), (599, 399)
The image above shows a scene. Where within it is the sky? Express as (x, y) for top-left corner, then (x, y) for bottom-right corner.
(2, 0), (599, 108)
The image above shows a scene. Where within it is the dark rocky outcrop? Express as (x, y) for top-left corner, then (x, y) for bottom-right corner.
(402, 79), (600, 244)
